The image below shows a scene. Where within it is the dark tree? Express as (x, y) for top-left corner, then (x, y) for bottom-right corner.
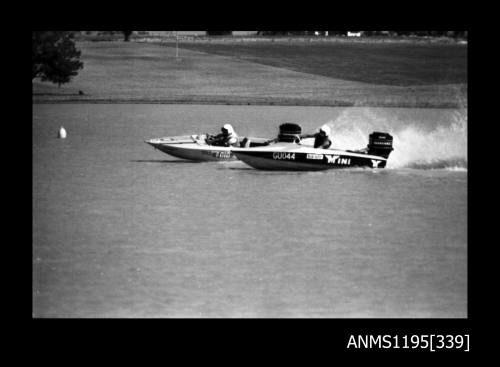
(122, 31), (133, 41)
(32, 31), (83, 87)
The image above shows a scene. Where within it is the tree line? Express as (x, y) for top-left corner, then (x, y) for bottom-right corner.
(75, 31), (468, 38)
(256, 31), (467, 38)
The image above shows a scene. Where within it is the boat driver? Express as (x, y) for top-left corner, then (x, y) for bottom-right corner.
(301, 124), (332, 149)
(206, 124), (239, 147)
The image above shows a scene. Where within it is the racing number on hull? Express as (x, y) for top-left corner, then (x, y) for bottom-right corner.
(202, 151), (233, 159)
(273, 152), (296, 160)
(214, 151), (232, 159)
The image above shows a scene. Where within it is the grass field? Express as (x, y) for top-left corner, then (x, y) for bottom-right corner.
(32, 40), (467, 108)
(170, 41), (467, 86)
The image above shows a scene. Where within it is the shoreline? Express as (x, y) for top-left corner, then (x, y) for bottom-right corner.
(32, 96), (466, 109)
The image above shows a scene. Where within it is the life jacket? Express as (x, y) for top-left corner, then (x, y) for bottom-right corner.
(314, 134), (332, 149)
(209, 130), (239, 146)
(225, 135), (238, 146)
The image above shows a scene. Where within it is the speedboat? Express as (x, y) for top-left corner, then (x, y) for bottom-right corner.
(145, 134), (270, 162)
(231, 123), (394, 171)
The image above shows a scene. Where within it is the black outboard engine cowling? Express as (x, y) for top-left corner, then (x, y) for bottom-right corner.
(367, 132), (394, 158)
(277, 123), (302, 143)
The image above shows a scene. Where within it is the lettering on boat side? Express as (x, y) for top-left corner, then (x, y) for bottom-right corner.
(374, 141), (392, 146)
(214, 151), (232, 158)
(306, 153), (324, 160)
(371, 159), (381, 168)
(202, 151), (232, 158)
(273, 152), (296, 160)
(325, 155), (351, 165)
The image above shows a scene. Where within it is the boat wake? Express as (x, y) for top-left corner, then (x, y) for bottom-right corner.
(321, 108), (467, 171)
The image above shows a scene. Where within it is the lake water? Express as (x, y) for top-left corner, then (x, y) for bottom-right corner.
(32, 104), (467, 318)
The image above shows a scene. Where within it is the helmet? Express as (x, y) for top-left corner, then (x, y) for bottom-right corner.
(223, 124), (234, 133)
(319, 124), (331, 136)
(222, 124), (234, 135)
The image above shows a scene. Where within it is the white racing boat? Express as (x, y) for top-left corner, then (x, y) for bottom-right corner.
(231, 123), (394, 171)
(145, 134), (269, 162)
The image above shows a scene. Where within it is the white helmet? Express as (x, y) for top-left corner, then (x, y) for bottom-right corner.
(319, 124), (331, 136)
(222, 124), (235, 136)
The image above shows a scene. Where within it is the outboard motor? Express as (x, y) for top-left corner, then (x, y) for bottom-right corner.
(277, 123), (302, 143)
(367, 132), (394, 158)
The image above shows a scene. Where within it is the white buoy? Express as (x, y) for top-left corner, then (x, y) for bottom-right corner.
(58, 126), (67, 139)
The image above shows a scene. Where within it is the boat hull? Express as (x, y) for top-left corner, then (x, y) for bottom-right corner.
(232, 145), (387, 171)
(150, 142), (236, 161)
(145, 136), (237, 161)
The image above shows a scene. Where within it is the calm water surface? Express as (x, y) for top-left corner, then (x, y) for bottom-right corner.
(33, 104), (467, 317)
